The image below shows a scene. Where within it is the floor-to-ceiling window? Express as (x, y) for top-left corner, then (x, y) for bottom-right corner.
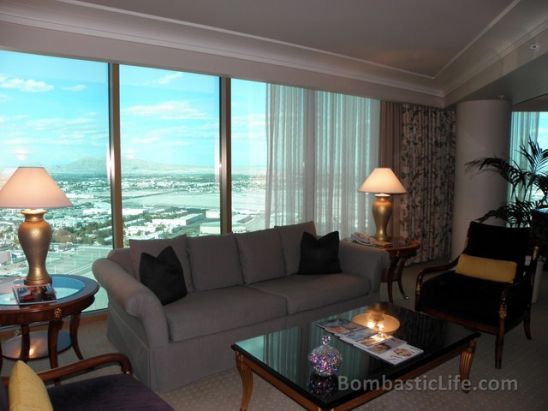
(231, 80), (380, 237)
(509, 112), (548, 203)
(0, 50), (110, 311)
(231, 79), (268, 232)
(0, 49), (381, 312)
(119, 65), (220, 240)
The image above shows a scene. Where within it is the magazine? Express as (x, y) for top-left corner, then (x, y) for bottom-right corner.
(339, 327), (376, 344)
(317, 318), (423, 365)
(377, 343), (424, 365)
(350, 232), (392, 247)
(316, 318), (363, 336)
(355, 335), (406, 354)
(12, 284), (57, 305)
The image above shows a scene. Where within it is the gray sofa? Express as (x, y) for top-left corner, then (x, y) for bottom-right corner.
(92, 222), (389, 392)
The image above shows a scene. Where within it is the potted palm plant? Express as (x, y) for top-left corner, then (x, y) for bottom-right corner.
(466, 137), (548, 302)
(466, 137), (548, 227)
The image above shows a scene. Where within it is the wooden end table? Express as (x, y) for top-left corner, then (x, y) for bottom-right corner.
(381, 238), (420, 303)
(350, 237), (419, 303)
(0, 275), (99, 372)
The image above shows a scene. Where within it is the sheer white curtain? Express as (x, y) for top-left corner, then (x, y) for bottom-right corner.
(510, 112), (540, 168)
(265, 84), (380, 238)
(509, 112), (540, 201)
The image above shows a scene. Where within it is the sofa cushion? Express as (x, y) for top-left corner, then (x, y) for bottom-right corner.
(48, 374), (173, 411)
(129, 235), (193, 291)
(236, 228), (286, 284)
(140, 246), (188, 305)
(188, 234), (244, 291)
(298, 231), (341, 274)
(163, 286), (287, 341)
(250, 273), (371, 314)
(276, 221), (317, 275)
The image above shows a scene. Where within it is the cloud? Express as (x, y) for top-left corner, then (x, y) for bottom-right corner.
(26, 116), (94, 131)
(63, 84), (86, 92)
(153, 72), (182, 85)
(231, 113), (267, 141)
(4, 137), (34, 146)
(122, 101), (207, 120)
(0, 75), (53, 92)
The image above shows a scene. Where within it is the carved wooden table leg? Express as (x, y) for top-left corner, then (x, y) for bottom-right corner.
(386, 257), (399, 303)
(236, 351), (253, 411)
(20, 324), (30, 362)
(395, 255), (409, 300)
(459, 338), (477, 393)
(70, 313), (83, 359)
(48, 317), (64, 369)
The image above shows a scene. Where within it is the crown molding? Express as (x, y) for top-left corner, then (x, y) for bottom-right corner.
(0, 0), (442, 98)
(1, 0), (547, 107)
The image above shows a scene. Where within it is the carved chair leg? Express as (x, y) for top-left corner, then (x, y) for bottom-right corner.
(496, 302), (507, 369)
(524, 309), (532, 340)
(495, 328), (505, 369)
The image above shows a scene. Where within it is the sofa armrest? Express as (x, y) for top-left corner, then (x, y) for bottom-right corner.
(92, 258), (169, 348)
(339, 241), (390, 292)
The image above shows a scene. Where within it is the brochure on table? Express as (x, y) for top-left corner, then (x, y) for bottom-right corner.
(316, 318), (423, 365)
(12, 284), (57, 305)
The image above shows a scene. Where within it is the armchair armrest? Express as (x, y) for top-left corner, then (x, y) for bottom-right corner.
(92, 258), (169, 348)
(339, 241), (390, 292)
(416, 258), (459, 285)
(415, 258), (458, 311)
(1, 354), (131, 387)
(40, 353), (132, 384)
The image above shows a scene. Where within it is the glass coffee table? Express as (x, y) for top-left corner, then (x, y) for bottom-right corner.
(232, 303), (480, 411)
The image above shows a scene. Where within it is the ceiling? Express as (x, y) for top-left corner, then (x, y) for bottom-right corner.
(78, 0), (516, 79)
(1, 0), (548, 107)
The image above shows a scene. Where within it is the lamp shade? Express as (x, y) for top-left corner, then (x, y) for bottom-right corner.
(0, 167), (72, 209)
(358, 168), (406, 194)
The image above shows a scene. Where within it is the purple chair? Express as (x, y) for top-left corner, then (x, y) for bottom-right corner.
(1, 354), (174, 411)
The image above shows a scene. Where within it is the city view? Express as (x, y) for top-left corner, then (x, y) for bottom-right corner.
(0, 169), (268, 310)
(0, 50), (268, 311)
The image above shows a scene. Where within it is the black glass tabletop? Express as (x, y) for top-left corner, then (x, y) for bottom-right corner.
(232, 303), (479, 410)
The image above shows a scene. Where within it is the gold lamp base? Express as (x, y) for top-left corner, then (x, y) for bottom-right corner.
(19, 209), (52, 286)
(372, 194), (393, 242)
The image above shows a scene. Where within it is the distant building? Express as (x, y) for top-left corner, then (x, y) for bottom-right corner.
(205, 210), (220, 219)
(200, 222), (220, 235)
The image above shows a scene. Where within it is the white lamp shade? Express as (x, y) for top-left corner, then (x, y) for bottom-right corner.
(358, 167), (406, 194)
(0, 167), (72, 209)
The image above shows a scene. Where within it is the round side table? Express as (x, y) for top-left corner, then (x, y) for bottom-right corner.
(380, 238), (420, 303)
(0, 275), (98, 372)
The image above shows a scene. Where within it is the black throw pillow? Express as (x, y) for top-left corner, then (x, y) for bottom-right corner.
(139, 246), (187, 305)
(298, 231), (342, 274)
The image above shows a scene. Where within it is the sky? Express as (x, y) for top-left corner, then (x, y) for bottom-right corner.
(1, 49), (547, 175)
(0, 50), (268, 173)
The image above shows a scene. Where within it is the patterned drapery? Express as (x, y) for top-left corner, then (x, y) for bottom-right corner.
(397, 104), (456, 262)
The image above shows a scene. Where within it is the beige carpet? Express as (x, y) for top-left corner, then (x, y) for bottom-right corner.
(3, 263), (548, 410)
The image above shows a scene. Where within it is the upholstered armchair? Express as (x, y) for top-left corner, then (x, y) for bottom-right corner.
(416, 221), (539, 368)
(1, 354), (173, 410)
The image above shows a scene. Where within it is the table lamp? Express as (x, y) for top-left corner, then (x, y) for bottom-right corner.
(0, 167), (72, 285)
(358, 168), (406, 242)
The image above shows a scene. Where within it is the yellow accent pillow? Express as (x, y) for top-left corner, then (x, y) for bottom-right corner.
(456, 254), (517, 283)
(9, 361), (53, 411)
